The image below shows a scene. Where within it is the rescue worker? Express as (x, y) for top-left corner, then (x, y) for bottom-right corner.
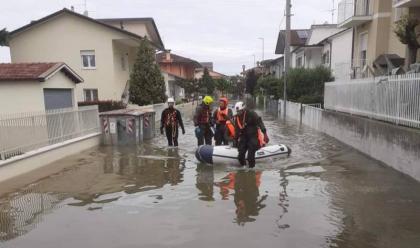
(194, 96), (214, 146)
(213, 97), (233, 146)
(160, 98), (185, 147)
(234, 101), (269, 168)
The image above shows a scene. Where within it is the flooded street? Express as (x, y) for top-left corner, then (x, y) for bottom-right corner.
(1, 111), (420, 248)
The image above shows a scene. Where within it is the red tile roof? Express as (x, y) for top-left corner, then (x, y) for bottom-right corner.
(0, 62), (83, 83)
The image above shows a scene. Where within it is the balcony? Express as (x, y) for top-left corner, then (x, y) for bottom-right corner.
(393, 0), (420, 8)
(337, 0), (373, 28)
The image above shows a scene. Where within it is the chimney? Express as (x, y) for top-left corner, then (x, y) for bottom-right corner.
(83, 10), (89, 16)
(165, 50), (171, 61)
(70, 6), (75, 11)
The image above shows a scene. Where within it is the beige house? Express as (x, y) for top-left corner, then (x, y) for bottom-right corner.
(7, 8), (165, 103)
(0, 62), (83, 114)
(337, 0), (420, 78)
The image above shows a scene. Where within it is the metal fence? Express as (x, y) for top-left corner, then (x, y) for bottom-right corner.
(324, 74), (420, 128)
(0, 106), (100, 161)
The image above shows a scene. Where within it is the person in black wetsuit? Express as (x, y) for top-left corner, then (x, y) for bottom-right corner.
(234, 101), (269, 168)
(160, 98), (185, 147)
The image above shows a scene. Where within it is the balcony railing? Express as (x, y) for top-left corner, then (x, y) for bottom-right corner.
(338, 0), (373, 27)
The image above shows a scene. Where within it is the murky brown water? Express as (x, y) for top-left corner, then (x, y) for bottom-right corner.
(1, 112), (420, 248)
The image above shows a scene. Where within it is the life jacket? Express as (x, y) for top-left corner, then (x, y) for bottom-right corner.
(226, 120), (235, 138)
(198, 105), (211, 124)
(216, 108), (228, 123)
(257, 128), (266, 148)
(236, 111), (247, 130)
(164, 109), (177, 127)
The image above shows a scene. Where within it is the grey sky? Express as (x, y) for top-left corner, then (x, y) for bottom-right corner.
(0, 0), (336, 75)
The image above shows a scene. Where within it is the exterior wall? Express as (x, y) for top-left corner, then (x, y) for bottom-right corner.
(331, 29), (354, 80)
(105, 21), (150, 38)
(305, 48), (322, 69)
(112, 41), (132, 101)
(353, 0), (405, 66)
(9, 13), (137, 102)
(0, 81), (45, 114)
(0, 72), (78, 115)
(160, 63), (195, 80)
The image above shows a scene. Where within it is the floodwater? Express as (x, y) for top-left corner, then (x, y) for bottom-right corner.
(1, 111), (420, 248)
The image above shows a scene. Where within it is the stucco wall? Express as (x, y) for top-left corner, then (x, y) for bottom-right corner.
(0, 72), (77, 115)
(9, 13), (137, 101)
(331, 29), (353, 79)
(0, 81), (45, 114)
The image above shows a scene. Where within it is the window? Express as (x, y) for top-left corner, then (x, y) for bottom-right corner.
(296, 57), (303, 68)
(84, 89), (98, 102)
(394, 7), (403, 22)
(121, 55), (126, 71)
(81, 50), (96, 69)
(322, 50), (330, 65)
(360, 33), (368, 67)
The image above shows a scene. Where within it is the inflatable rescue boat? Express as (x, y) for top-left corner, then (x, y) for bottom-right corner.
(195, 144), (291, 165)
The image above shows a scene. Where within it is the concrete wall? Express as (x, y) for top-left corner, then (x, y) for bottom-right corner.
(0, 133), (101, 184)
(9, 13), (138, 101)
(279, 100), (420, 181)
(331, 28), (353, 79)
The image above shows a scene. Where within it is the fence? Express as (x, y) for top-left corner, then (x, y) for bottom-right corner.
(324, 74), (420, 128)
(0, 106), (100, 161)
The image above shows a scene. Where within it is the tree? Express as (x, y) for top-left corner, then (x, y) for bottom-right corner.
(0, 28), (9, 46)
(129, 38), (166, 106)
(394, 14), (420, 65)
(245, 69), (259, 95)
(256, 75), (282, 98)
(215, 78), (231, 96)
(200, 67), (215, 95)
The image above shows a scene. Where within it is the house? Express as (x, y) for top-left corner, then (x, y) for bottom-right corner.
(0, 62), (83, 114)
(336, 0), (413, 78)
(157, 51), (202, 80)
(275, 29), (310, 68)
(260, 57), (284, 78)
(319, 28), (353, 80)
(7, 8), (165, 103)
(162, 71), (185, 101)
(276, 25), (346, 69)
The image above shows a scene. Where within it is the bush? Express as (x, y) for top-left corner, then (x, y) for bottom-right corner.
(279, 66), (333, 104)
(78, 100), (126, 112)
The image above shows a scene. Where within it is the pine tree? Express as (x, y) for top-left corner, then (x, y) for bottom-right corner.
(201, 67), (215, 95)
(0, 28), (9, 46)
(129, 38), (166, 105)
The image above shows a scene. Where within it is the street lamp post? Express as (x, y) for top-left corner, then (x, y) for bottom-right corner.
(258, 37), (265, 62)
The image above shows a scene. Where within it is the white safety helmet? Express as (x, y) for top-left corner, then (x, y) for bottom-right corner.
(234, 101), (245, 112)
(167, 97), (175, 104)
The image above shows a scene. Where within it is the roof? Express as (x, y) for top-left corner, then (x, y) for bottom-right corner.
(0, 62), (83, 83)
(156, 52), (202, 68)
(96, 17), (164, 49)
(9, 8), (165, 50)
(275, 29), (311, 54)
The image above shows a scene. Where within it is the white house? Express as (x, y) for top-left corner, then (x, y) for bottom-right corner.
(0, 62), (83, 114)
(162, 71), (185, 101)
(7, 8), (165, 103)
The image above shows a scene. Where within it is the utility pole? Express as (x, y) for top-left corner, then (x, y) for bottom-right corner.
(258, 37), (265, 62)
(283, 0), (291, 119)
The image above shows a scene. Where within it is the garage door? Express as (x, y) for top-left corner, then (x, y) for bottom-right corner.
(43, 89), (73, 110)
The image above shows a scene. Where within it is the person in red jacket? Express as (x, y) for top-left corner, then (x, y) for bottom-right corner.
(213, 97), (233, 146)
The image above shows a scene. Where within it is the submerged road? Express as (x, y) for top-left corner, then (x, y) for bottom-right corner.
(1, 110), (420, 248)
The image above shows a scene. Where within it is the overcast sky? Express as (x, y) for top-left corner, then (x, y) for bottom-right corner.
(0, 0), (336, 75)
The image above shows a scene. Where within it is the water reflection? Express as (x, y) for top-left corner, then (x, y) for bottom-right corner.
(196, 165), (214, 201)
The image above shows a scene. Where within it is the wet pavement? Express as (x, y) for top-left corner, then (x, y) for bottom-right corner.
(1, 111), (420, 248)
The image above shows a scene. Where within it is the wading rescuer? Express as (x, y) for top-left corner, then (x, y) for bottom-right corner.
(160, 98), (185, 147)
(194, 96), (214, 146)
(213, 97), (233, 146)
(234, 101), (269, 168)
